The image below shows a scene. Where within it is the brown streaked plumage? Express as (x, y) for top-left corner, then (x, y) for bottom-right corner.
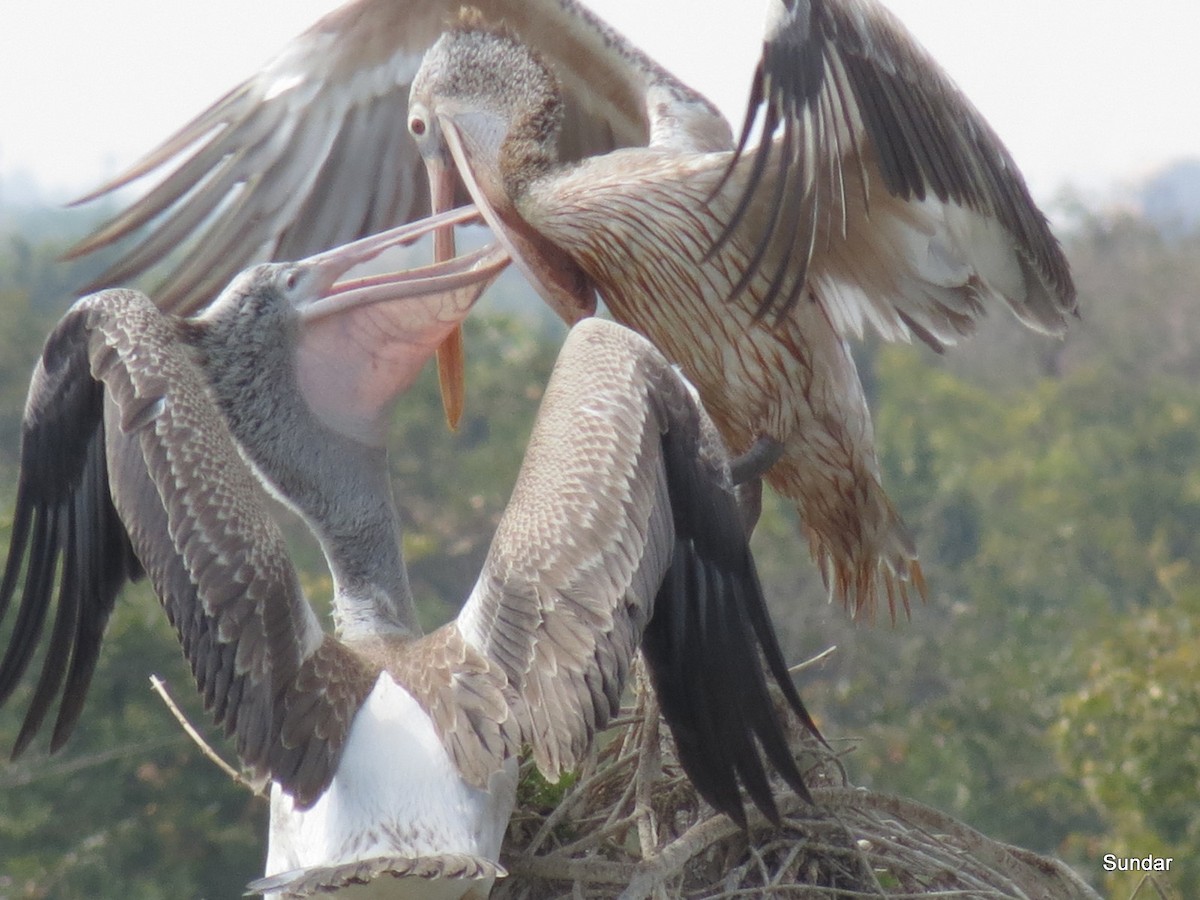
(66, 0), (1075, 620)
(404, 8), (1076, 619)
(1, 249), (820, 895)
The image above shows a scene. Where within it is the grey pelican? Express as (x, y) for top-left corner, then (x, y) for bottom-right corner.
(66, 0), (1076, 620)
(2, 240), (820, 893)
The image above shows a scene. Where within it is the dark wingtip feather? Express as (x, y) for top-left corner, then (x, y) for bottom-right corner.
(641, 424), (822, 828)
(1, 305), (140, 758)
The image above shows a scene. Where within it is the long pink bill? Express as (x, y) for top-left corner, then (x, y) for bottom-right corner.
(427, 154), (469, 430)
(299, 204), (485, 300)
(293, 223), (510, 448)
(432, 116), (596, 326)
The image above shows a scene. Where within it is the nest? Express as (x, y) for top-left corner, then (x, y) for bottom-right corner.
(495, 667), (1101, 900)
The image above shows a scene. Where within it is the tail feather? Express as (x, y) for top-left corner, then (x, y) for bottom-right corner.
(805, 497), (925, 623)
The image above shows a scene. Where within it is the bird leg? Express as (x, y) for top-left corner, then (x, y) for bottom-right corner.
(729, 435), (785, 485)
(735, 479), (765, 537)
(729, 436), (785, 535)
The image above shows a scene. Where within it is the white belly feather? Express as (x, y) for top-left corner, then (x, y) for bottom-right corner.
(264, 674), (517, 898)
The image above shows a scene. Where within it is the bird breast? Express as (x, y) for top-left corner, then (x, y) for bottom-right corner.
(266, 673), (516, 876)
(523, 149), (860, 454)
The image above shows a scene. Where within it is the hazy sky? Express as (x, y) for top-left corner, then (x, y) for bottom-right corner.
(1, 0), (1196, 205)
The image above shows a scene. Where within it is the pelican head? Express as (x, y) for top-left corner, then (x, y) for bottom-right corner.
(187, 209), (503, 448)
(179, 214), (505, 638)
(409, 12), (595, 325)
(409, 12), (563, 205)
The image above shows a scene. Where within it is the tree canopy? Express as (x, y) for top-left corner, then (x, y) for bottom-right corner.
(1, 201), (1197, 898)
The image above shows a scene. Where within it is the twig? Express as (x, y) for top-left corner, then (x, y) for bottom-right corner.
(1129, 874), (1172, 900)
(148, 674), (267, 798)
(504, 853), (636, 885)
(790, 644), (838, 674)
(522, 749), (640, 857)
(633, 674), (661, 858)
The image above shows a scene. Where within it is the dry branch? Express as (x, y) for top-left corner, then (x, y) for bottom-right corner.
(494, 664), (1102, 900)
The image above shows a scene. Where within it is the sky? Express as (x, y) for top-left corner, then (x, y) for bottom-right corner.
(0, 0), (1196, 208)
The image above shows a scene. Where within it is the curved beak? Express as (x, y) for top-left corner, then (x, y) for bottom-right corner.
(427, 152), (468, 430)
(427, 112), (596, 325)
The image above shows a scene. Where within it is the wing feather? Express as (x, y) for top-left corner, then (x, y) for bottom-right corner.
(381, 623), (521, 789)
(457, 318), (821, 825)
(66, 0), (657, 315)
(0, 312), (141, 757)
(722, 0), (1075, 342)
(0, 291), (375, 806)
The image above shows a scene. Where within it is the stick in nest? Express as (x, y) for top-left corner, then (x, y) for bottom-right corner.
(492, 656), (1103, 900)
(148, 674), (268, 799)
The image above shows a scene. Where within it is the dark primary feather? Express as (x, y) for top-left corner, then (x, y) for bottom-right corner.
(0, 290), (374, 807)
(719, 0), (1076, 327)
(0, 307), (143, 758)
(641, 416), (822, 828)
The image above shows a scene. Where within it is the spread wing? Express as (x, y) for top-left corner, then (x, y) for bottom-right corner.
(66, 0), (672, 315)
(719, 0), (1076, 345)
(0, 300), (143, 757)
(0, 290), (375, 807)
(456, 318), (821, 826)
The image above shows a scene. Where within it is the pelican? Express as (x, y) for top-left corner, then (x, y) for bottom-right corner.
(2, 241), (820, 894)
(67, 0), (1076, 619)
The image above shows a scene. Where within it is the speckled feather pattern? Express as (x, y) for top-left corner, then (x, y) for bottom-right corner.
(456, 321), (674, 778)
(77, 290), (377, 805)
(526, 152), (916, 616)
(422, 6), (1075, 618)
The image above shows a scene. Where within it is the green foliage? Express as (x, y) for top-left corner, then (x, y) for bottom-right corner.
(0, 288), (58, 462)
(517, 764), (579, 812)
(745, 212), (1200, 899)
(3, 201), (1199, 898)
(0, 580), (266, 899)
(1054, 579), (1200, 898)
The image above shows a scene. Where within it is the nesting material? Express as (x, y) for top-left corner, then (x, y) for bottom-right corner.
(496, 668), (1100, 900)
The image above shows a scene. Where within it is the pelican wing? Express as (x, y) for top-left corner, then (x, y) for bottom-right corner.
(67, 0), (656, 316)
(456, 318), (820, 826)
(385, 623), (522, 790)
(0, 302), (143, 757)
(722, 0), (1075, 344)
(0, 290), (375, 807)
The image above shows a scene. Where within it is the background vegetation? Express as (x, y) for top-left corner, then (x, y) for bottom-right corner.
(1, 187), (1197, 898)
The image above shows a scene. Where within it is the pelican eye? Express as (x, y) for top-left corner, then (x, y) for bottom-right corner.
(409, 115), (427, 137)
(284, 270), (299, 291)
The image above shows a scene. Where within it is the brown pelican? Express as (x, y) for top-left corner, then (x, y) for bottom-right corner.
(2, 242), (820, 893)
(66, 0), (1076, 619)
